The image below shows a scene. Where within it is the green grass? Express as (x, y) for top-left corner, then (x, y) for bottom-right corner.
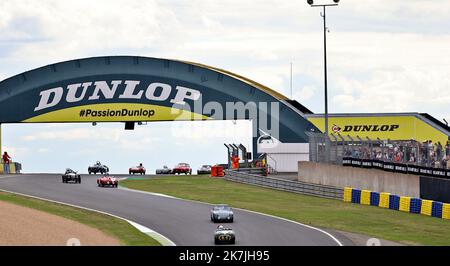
(0, 191), (161, 246)
(121, 175), (450, 246)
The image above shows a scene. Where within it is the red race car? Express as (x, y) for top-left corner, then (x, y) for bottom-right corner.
(172, 163), (192, 175)
(97, 175), (119, 188)
(129, 164), (146, 175)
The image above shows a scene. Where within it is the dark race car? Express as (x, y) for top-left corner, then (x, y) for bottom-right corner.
(211, 204), (234, 223)
(172, 163), (192, 175)
(62, 168), (81, 184)
(97, 175), (118, 188)
(197, 165), (212, 175)
(156, 165), (172, 175)
(88, 161), (109, 175)
(214, 225), (235, 245)
(129, 164), (146, 175)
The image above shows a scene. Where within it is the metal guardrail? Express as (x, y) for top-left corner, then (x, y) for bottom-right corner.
(224, 170), (343, 200)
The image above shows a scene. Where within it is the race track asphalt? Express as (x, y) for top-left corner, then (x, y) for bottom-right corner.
(0, 174), (343, 246)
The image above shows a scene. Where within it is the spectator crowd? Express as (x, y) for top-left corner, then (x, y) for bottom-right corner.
(343, 140), (450, 169)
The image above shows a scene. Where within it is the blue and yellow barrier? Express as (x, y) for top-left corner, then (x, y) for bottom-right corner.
(343, 187), (352, 202)
(432, 201), (443, 218)
(351, 189), (361, 204)
(399, 196), (411, 212)
(343, 187), (448, 220)
(443, 204), (450, 220)
(389, 195), (400, 210)
(361, 190), (371, 205)
(379, 192), (390, 208)
(421, 200), (433, 216)
(370, 192), (380, 206)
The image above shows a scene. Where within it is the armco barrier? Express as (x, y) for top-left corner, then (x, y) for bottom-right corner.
(344, 187), (450, 220)
(224, 170), (343, 199)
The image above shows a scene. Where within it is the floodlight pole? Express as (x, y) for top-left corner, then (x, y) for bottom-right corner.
(308, 1), (339, 163)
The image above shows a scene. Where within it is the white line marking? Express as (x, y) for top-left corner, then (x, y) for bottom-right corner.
(0, 188), (176, 246)
(119, 180), (343, 246)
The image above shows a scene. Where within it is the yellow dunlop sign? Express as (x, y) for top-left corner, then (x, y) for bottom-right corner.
(23, 103), (208, 123)
(307, 115), (449, 144)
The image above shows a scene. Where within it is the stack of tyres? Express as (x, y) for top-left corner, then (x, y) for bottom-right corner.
(389, 195), (400, 210)
(379, 192), (390, 208)
(210, 166), (218, 177)
(421, 200), (433, 216)
(351, 189), (361, 204)
(432, 201), (443, 218)
(343, 187), (352, 203)
(442, 203), (450, 220)
(399, 197), (411, 212)
(410, 198), (422, 214)
(370, 192), (380, 206)
(217, 166), (224, 177)
(361, 190), (371, 205)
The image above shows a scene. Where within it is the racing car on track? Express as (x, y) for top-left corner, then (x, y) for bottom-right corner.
(88, 161), (109, 175)
(214, 225), (235, 245)
(62, 168), (81, 183)
(156, 165), (172, 175)
(97, 175), (118, 188)
(129, 163), (146, 175)
(197, 165), (212, 175)
(172, 163), (192, 175)
(211, 204), (234, 223)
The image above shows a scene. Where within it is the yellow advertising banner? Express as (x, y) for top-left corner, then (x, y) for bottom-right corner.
(22, 103), (208, 123)
(308, 115), (449, 144)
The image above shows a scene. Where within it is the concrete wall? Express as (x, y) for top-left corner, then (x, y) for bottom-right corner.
(298, 161), (420, 198)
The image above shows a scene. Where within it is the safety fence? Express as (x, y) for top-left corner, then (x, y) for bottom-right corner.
(225, 170), (343, 199)
(344, 187), (450, 220)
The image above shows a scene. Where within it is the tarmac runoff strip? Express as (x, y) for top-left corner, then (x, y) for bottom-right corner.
(0, 188), (176, 246)
(119, 178), (344, 246)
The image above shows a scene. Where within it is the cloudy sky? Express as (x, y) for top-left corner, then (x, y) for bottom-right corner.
(1, 0), (449, 173)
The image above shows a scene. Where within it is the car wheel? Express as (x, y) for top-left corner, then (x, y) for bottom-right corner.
(231, 239), (235, 244)
(214, 239), (219, 245)
(230, 218), (234, 223)
(88, 172), (91, 175)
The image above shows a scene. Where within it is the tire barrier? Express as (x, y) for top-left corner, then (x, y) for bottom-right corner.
(343, 187), (450, 220)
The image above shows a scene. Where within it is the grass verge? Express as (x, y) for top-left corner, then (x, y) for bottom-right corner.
(0, 191), (161, 246)
(121, 175), (450, 246)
